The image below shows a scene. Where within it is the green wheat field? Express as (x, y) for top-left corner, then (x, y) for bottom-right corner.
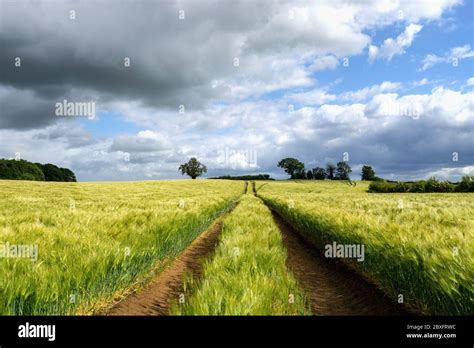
(0, 180), (472, 315)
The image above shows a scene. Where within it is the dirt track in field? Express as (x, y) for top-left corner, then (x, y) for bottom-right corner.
(272, 211), (407, 315)
(108, 180), (407, 316)
(107, 182), (248, 316)
(107, 207), (236, 316)
(252, 183), (407, 315)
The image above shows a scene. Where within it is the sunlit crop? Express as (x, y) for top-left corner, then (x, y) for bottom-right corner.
(257, 180), (474, 315)
(174, 193), (309, 315)
(0, 180), (243, 315)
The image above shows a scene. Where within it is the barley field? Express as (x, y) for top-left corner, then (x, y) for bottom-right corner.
(173, 193), (310, 315)
(1, 179), (472, 316)
(0, 180), (243, 315)
(257, 180), (474, 315)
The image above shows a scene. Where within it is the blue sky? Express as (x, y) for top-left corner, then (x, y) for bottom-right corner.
(0, 0), (473, 181)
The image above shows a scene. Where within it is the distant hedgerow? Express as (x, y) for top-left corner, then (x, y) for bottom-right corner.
(368, 177), (473, 193)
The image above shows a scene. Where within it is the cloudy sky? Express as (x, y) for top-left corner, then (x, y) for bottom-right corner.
(0, 0), (473, 181)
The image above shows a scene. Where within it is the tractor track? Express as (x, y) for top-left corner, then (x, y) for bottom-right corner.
(107, 180), (408, 316)
(252, 182), (408, 315)
(106, 200), (240, 316)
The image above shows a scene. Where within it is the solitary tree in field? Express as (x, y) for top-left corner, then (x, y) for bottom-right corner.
(179, 157), (207, 179)
(306, 170), (314, 180)
(312, 167), (326, 180)
(335, 161), (352, 180)
(277, 158), (305, 179)
(361, 165), (376, 181)
(326, 162), (336, 180)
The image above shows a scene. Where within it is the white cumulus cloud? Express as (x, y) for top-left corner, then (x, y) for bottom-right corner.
(421, 44), (474, 70)
(369, 24), (423, 62)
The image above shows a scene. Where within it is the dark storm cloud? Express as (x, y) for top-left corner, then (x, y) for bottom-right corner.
(0, 0), (273, 130)
(0, 82), (100, 129)
(0, 86), (57, 129)
(0, 0), (384, 130)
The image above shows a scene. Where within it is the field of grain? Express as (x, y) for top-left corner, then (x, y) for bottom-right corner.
(0, 180), (243, 315)
(173, 192), (310, 315)
(1, 178), (472, 316)
(257, 180), (474, 315)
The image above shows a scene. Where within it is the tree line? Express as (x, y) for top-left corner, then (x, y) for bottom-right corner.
(0, 159), (77, 182)
(178, 157), (472, 192)
(178, 157), (377, 181)
(369, 176), (474, 193)
(276, 157), (472, 192)
(277, 157), (378, 181)
(209, 174), (274, 180)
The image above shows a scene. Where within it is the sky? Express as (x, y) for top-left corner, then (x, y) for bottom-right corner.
(0, 0), (473, 181)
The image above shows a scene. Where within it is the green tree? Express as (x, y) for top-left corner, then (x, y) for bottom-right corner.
(0, 159), (45, 181)
(455, 176), (474, 192)
(277, 158), (305, 179)
(306, 170), (313, 180)
(325, 162), (336, 180)
(335, 161), (352, 180)
(37, 163), (65, 181)
(179, 157), (207, 179)
(312, 167), (326, 180)
(0, 159), (76, 182)
(60, 168), (77, 182)
(361, 165), (376, 181)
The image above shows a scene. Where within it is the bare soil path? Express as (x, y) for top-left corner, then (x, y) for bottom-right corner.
(107, 209), (234, 315)
(107, 182), (249, 315)
(272, 211), (407, 315)
(108, 180), (408, 316)
(253, 182), (407, 315)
